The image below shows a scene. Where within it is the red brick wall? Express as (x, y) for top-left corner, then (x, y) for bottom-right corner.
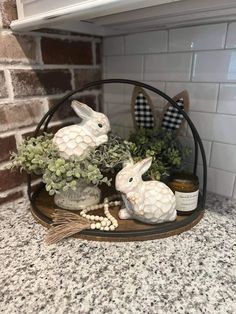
(0, 0), (102, 204)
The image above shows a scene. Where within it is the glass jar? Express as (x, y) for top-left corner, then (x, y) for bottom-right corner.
(167, 172), (199, 216)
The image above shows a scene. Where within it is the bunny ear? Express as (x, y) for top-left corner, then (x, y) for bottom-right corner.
(71, 100), (94, 120)
(131, 86), (156, 129)
(134, 157), (152, 175)
(161, 90), (189, 135)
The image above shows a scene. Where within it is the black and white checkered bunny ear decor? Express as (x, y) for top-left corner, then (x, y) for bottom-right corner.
(161, 90), (189, 135)
(131, 87), (189, 133)
(131, 86), (156, 129)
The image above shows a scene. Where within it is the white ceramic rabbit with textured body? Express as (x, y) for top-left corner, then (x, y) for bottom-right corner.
(53, 100), (111, 159)
(115, 158), (177, 224)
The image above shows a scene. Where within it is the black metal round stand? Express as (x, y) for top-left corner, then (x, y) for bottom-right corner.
(27, 79), (207, 239)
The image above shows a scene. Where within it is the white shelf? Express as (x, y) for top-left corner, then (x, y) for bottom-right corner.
(11, 0), (236, 36)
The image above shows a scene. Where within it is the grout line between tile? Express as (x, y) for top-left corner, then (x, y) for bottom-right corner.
(224, 22), (230, 49)
(167, 29), (170, 52)
(190, 52), (195, 82)
(231, 175), (236, 198)
(215, 83), (221, 113)
(208, 140), (214, 169)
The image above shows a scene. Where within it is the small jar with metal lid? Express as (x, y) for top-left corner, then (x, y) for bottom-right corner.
(167, 172), (199, 215)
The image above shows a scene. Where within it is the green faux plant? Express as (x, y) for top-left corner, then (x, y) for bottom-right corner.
(128, 128), (190, 180)
(10, 133), (131, 195)
(10, 128), (190, 196)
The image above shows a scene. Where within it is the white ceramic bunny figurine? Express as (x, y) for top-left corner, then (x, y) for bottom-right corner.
(115, 157), (177, 224)
(53, 100), (111, 159)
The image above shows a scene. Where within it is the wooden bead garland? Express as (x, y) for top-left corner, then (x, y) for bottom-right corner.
(80, 196), (121, 231)
(45, 194), (122, 245)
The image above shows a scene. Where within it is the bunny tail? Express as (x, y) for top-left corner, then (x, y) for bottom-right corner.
(45, 209), (90, 245)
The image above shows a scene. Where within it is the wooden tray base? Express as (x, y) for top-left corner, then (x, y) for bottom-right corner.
(31, 186), (205, 242)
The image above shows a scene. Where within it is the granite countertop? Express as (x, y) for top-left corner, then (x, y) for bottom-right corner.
(0, 193), (235, 314)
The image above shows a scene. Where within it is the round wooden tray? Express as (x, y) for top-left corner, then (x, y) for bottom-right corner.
(30, 185), (205, 242)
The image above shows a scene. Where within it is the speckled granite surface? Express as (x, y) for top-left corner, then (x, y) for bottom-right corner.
(0, 193), (235, 314)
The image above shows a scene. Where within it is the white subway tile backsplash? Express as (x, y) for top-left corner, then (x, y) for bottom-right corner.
(102, 22), (236, 197)
(107, 102), (133, 128)
(125, 31), (167, 54)
(205, 167), (235, 197)
(180, 136), (212, 165)
(195, 165), (235, 197)
(169, 24), (227, 52)
(188, 112), (236, 145)
(103, 84), (124, 104)
(192, 50), (236, 82)
(226, 22), (236, 48)
(217, 84), (236, 114)
(232, 183), (236, 199)
(211, 142), (236, 172)
(166, 82), (218, 112)
(104, 55), (143, 80)
(103, 36), (124, 56)
(144, 53), (192, 81)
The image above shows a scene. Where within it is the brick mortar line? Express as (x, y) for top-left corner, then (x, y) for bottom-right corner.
(0, 28), (101, 42)
(0, 95), (66, 103)
(36, 36), (43, 65)
(0, 60), (38, 65)
(22, 91), (101, 101)
(41, 97), (50, 118)
(0, 130), (21, 138)
(0, 10), (2, 29)
(0, 97), (11, 103)
(70, 69), (75, 90)
(15, 131), (22, 146)
(0, 185), (26, 198)
(4, 69), (14, 101)
(0, 64), (101, 70)
(0, 90), (101, 104)
(0, 116), (84, 138)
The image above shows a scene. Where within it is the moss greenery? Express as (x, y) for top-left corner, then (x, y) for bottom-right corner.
(10, 133), (131, 195)
(128, 128), (191, 180)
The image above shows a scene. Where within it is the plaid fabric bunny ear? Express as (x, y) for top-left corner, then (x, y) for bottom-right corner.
(131, 86), (157, 129)
(161, 90), (189, 134)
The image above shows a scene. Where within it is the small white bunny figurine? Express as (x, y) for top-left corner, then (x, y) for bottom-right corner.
(115, 157), (177, 224)
(53, 100), (111, 159)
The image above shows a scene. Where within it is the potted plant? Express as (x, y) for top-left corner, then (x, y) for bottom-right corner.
(128, 128), (191, 181)
(10, 132), (131, 209)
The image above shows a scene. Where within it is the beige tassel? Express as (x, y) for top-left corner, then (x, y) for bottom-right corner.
(45, 209), (90, 245)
